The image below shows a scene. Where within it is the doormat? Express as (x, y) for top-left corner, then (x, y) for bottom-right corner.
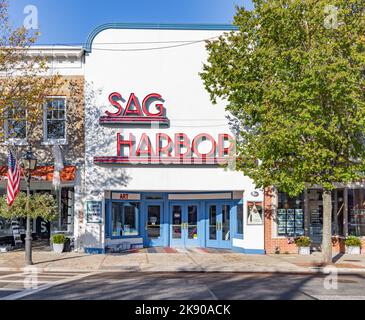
(132, 247), (234, 254)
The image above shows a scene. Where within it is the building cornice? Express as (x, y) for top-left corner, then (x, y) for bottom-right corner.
(84, 22), (238, 53)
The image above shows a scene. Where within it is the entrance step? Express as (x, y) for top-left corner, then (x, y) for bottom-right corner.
(105, 242), (144, 253)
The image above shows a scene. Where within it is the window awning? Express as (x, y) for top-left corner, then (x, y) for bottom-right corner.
(0, 166), (76, 182)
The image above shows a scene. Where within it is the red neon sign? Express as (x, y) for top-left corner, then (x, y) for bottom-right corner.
(94, 133), (236, 165)
(100, 92), (169, 126)
(95, 92), (237, 165)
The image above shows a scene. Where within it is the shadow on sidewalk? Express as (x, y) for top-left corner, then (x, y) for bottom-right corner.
(32, 254), (89, 265)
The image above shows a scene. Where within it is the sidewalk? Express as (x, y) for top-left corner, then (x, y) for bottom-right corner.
(1, 248), (365, 274)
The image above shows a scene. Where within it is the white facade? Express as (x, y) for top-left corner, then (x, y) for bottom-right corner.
(81, 24), (264, 253)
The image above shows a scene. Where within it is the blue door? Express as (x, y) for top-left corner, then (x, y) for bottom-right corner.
(145, 202), (164, 247)
(206, 202), (232, 249)
(170, 202), (200, 247)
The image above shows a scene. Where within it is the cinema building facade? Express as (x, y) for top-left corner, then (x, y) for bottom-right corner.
(79, 24), (265, 254)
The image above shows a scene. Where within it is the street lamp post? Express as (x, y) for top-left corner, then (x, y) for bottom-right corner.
(21, 146), (37, 266)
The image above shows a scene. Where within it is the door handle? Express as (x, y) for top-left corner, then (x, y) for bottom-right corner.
(145, 223), (148, 231)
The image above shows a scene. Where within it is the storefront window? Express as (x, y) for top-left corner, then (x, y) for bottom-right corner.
(112, 202), (140, 237)
(277, 192), (304, 237)
(236, 204), (243, 236)
(247, 202), (263, 225)
(332, 189), (344, 236)
(60, 188), (74, 233)
(348, 189), (365, 237)
(0, 218), (12, 237)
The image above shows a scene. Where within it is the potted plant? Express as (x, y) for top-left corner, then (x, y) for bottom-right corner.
(295, 236), (312, 255)
(345, 236), (362, 255)
(52, 234), (66, 254)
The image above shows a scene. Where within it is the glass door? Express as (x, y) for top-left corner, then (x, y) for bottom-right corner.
(145, 203), (164, 247)
(308, 189), (323, 244)
(170, 204), (185, 247)
(169, 203), (200, 247)
(206, 204), (219, 248)
(220, 204), (231, 248)
(206, 203), (232, 249)
(185, 204), (200, 247)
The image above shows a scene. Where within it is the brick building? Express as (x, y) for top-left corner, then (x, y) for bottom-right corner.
(0, 46), (85, 246)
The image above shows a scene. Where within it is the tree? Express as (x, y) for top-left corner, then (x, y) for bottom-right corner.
(0, 0), (61, 143)
(200, 0), (365, 263)
(0, 192), (58, 222)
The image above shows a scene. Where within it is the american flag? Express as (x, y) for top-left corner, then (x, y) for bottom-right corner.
(7, 151), (21, 207)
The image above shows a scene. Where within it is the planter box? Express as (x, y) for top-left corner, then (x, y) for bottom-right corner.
(346, 246), (361, 255)
(0, 246), (9, 253)
(53, 243), (64, 254)
(298, 247), (311, 255)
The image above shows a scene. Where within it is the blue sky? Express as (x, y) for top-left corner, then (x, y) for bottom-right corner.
(8, 0), (254, 45)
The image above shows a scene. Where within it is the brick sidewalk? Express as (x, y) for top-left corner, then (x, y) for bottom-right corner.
(0, 248), (364, 274)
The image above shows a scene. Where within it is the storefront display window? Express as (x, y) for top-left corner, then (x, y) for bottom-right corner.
(112, 202), (140, 237)
(0, 218), (12, 237)
(236, 204), (243, 236)
(348, 189), (365, 237)
(60, 188), (74, 232)
(332, 189), (344, 236)
(247, 202), (263, 225)
(277, 192), (304, 237)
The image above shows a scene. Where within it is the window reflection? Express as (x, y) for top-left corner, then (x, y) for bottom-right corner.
(112, 202), (139, 237)
(5, 102), (27, 140)
(348, 189), (365, 237)
(45, 98), (66, 140)
(172, 206), (182, 239)
(147, 205), (161, 239)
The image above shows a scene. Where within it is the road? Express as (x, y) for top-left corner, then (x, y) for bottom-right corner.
(0, 271), (364, 300)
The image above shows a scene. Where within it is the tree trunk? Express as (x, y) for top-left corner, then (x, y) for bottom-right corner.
(322, 190), (333, 264)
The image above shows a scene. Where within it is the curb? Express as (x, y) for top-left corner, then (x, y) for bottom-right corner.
(1, 266), (365, 275)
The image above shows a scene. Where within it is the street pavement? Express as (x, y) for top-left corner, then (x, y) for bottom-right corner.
(1, 271), (365, 300)
(0, 270), (93, 300)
